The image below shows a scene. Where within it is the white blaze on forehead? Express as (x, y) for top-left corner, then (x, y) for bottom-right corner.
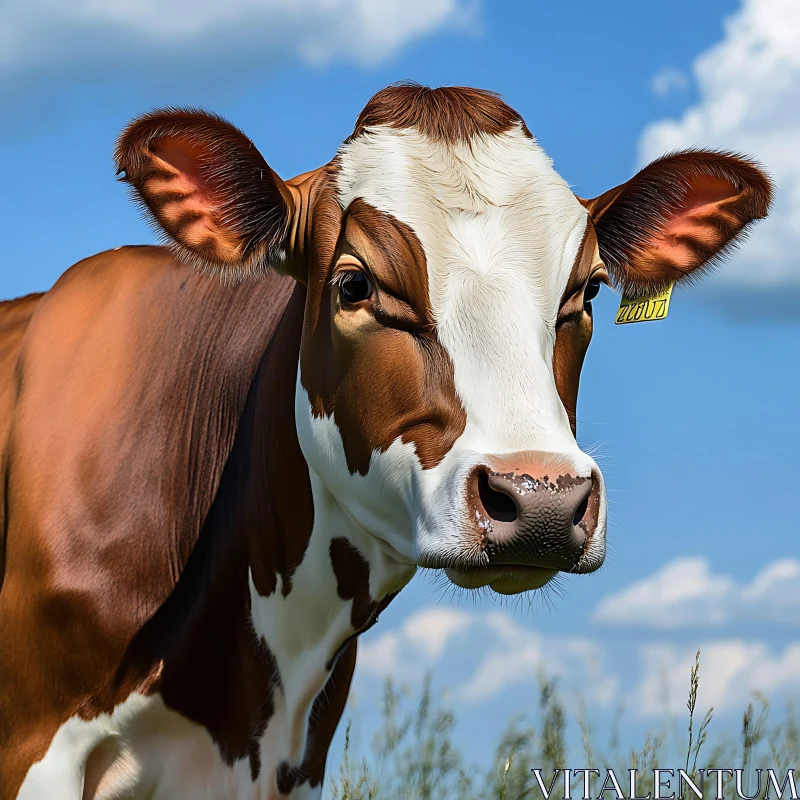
(336, 123), (590, 456)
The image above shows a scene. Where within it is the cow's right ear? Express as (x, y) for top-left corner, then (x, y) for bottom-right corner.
(579, 150), (773, 298)
(115, 109), (296, 280)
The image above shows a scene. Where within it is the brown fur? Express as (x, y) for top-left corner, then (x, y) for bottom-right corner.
(553, 222), (603, 435)
(116, 281), (311, 782)
(0, 292), (43, 592)
(348, 82), (532, 143)
(115, 110), (294, 278)
(300, 190), (467, 476)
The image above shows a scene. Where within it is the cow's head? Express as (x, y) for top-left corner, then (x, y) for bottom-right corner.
(117, 85), (771, 595)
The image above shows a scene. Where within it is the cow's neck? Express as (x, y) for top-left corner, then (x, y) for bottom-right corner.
(246, 473), (412, 780)
(151, 284), (413, 793)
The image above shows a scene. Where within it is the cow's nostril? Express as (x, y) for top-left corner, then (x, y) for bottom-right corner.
(478, 470), (518, 523)
(572, 494), (589, 526)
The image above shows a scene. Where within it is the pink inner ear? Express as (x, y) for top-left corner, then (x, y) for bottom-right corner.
(645, 174), (739, 272)
(142, 137), (241, 260)
(151, 137), (212, 199)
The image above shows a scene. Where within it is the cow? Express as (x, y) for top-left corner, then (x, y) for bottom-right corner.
(0, 84), (771, 799)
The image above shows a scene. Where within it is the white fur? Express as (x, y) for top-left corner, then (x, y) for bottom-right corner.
(16, 690), (332, 799)
(330, 124), (607, 567)
(16, 693), (257, 800)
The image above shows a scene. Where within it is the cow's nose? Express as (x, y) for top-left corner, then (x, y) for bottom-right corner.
(467, 462), (601, 572)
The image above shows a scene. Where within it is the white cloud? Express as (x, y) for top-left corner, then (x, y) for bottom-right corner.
(650, 67), (689, 98)
(355, 604), (799, 721)
(639, 0), (800, 288)
(635, 640), (800, 715)
(357, 607), (474, 680)
(1, 0), (475, 96)
(457, 613), (618, 707)
(356, 606), (618, 708)
(402, 606), (474, 660)
(358, 607), (474, 679)
(593, 557), (800, 628)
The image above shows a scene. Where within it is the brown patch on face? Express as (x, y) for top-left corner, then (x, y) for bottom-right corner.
(349, 83), (532, 143)
(300, 188), (466, 475)
(345, 199), (432, 325)
(553, 219), (601, 435)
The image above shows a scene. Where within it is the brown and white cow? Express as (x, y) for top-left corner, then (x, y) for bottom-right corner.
(0, 85), (771, 798)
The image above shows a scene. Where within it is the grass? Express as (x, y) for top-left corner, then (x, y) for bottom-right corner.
(329, 650), (799, 800)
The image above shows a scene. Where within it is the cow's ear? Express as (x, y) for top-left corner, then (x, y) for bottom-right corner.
(580, 151), (773, 298)
(115, 108), (296, 279)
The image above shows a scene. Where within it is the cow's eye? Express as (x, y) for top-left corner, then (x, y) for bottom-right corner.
(339, 271), (373, 304)
(584, 278), (602, 308)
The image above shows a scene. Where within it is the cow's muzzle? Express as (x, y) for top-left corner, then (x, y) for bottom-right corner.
(446, 454), (604, 594)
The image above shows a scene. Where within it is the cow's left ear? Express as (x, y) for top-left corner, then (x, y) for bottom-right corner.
(580, 151), (773, 298)
(115, 108), (297, 280)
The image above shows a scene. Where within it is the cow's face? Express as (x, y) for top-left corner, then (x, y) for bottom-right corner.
(117, 86), (772, 595)
(295, 118), (607, 595)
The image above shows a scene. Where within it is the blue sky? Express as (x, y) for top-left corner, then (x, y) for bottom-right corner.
(3, 0), (799, 779)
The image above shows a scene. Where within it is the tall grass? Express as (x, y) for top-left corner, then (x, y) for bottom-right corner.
(329, 650), (799, 800)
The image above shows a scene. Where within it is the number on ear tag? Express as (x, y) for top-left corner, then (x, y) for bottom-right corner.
(615, 283), (674, 325)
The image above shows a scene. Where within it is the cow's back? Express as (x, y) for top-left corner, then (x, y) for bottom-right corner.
(0, 292), (43, 471)
(0, 292), (42, 410)
(0, 246), (296, 796)
(0, 292), (44, 590)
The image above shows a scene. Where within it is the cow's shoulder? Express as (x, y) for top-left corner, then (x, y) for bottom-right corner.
(5, 243), (296, 617)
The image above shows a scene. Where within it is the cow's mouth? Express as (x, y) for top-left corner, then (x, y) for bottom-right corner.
(445, 564), (557, 595)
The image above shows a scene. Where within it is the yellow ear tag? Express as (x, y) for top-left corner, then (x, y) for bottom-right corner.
(615, 282), (675, 325)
